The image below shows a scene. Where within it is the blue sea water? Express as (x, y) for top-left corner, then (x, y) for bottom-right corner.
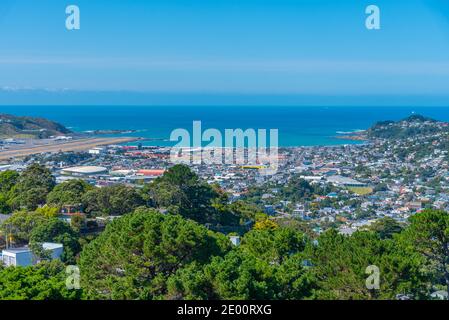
(1, 105), (449, 147)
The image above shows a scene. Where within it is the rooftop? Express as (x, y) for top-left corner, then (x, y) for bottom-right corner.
(327, 175), (365, 185)
(0, 214), (10, 224)
(62, 166), (108, 175)
(2, 242), (63, 254)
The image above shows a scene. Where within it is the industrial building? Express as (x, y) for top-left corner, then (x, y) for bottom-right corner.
(61, 166), (108, 176)
(326, 175), (367, 187)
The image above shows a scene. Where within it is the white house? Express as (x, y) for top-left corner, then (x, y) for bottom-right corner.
(1, 243), (63, 267)
(430, 290), (449, 300)
(229, 236), (241, 246)
(88, 147), (106, 155)
(53, 135), (73, 141)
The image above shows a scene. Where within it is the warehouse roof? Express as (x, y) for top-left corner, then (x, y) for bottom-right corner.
(62, 166), (108, 175)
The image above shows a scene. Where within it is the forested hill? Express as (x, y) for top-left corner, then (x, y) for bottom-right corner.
(366, 114), (448, 139)
(0, 114), (72, 139)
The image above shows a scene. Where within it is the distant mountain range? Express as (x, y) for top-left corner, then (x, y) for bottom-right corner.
(0, 114), (72, 139)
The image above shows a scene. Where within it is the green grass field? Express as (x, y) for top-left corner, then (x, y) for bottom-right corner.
(347, 187), (373, 195)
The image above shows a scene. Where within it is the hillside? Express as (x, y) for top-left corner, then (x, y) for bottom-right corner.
(366, 114), (448, 139)
(0, 114), (72, 139)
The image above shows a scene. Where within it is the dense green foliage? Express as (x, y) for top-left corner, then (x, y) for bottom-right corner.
(142, 165), (242, 226)
(367, 217), (404, 239)
(245, 175), (334, 208)
(0, 170), (19, 194)
(8, 164), (56, 211)
(0, 170), (18, 213)
(79, 208), (231, 299)
(79, 211), (315, 300)
(1, 211), (80, 263)
(399, 209), (449, 296)
(368, 115), (445, 139)
(47, 179), (93, 207)
(82, 184), (144, 217)
(308, 229), (428, 299)
(0, 164), (448, 300)
(1, 210), (48, 245)
(0, 261), (80, 300)
(30, 218), (81, 264)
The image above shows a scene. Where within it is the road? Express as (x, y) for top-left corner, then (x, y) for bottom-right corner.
(0, 137), (140, 161)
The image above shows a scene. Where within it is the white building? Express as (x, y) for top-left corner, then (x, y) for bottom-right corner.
(1, 243), (63, 267)
(0, 164), (26, 172)
(229, 236), (241, 246)
(61, 166), (108, 176)
(88, 147), (106, 155)
(53, 136), (73, 141)
(326, 175), (367, 187)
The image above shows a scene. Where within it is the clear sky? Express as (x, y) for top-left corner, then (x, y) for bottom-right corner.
(0, 0), (449, 105)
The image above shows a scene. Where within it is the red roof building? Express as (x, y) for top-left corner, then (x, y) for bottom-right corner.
(137, 169), (166, 177)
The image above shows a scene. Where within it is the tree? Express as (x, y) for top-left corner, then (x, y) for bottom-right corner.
(0, 194), (10, 214)
(368, 217), (404, 239)
(35, 205), (59, 218)
(159, 164), (198, 186)
(9, 164), (55, 210)
(308, 229), (428, 300)
(47, 179), (93, 207)
(276, 218), (316, 238)
(206, 249), (315, 300)
(1, 210), (48, 246)
(166, 262), (212, 300)
(79, 208), (231, 299)
(17, 164), (55, 191)
(225, 200), (263, 224)
(0, 170), (19, 213)
(0, 260), (81, 300)
(241, 227), (306, 264)
(202, 249), (277, 299)
(167, 229), (315, 300)
(30, 218), (81, 264)
(143, 165), (234, 225)
(274, 253), (316, 299)
(283, 177), (315, 201)
(0, 170), (19, 194)
(373, 183), (388, 192)
(400, 209), (449, 299)
(70, 214), (86, 232)
(82, 184), (144, 217)
(14, 187), (51, 211)
(254, 217), (279, 231)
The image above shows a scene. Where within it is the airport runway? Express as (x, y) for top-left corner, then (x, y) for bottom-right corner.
(0, 137), (140, 161)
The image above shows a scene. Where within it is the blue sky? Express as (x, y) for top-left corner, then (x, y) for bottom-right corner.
(0, 0), (449, 104)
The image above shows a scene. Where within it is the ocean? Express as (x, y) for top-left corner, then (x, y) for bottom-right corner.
(1, 105), (449, 147)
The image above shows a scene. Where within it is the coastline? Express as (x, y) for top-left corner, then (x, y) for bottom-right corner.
(4, 105), (449, 148)
(333, 130), (369, 142)
(0, 137), (141, 161)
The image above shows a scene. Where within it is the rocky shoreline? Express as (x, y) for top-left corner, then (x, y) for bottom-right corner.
(334, 130), (369, 141)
